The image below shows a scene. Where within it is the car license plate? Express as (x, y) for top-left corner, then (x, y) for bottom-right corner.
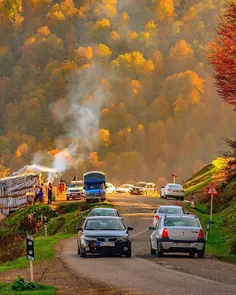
(100, 242), (115, 247)
(174, 243), (191, 247)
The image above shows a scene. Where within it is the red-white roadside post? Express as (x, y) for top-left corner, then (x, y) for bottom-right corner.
(205, 183), (219, 241)
(206, 183), (219, 221)
(171, 171), (177, 183)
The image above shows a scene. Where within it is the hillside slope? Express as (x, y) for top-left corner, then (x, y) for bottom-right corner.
(183, 158), (229, 198)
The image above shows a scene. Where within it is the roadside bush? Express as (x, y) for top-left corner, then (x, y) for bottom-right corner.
(62, 211), (87, 234)
(44, 215), (66, 236)
(4, 205), (58, 236)
(56, 202), (83, 214)
(11, 276), (52, 291)
(0, 229), (24, 263)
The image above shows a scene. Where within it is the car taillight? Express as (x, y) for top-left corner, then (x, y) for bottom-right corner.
(162, 228), (169, 238)
(154, 215), (160, 220)
(198, 229), (204, 239)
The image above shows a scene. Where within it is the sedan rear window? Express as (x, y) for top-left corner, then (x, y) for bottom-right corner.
(168, 184), (182, 189)
(89, 209), (117, 217)
(158, 207), (182, 214)
(85, 219), (125, 230)
(164, 217), (200, 227)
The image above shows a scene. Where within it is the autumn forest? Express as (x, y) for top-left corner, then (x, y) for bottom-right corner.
(0, 0), (235, 184)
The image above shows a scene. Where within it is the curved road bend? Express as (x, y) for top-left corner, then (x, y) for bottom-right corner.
(61, 194), (236, 295)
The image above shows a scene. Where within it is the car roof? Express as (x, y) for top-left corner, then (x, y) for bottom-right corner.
(86, 216), (120, 220)
(147, 182), (156, 185)
(166, 183), (182, 186)
(121, 184), (133, 186)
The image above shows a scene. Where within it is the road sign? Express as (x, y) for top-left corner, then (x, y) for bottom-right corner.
(206, 183), (219, 196)
(171, 171), (177, 177)
(26, 235), (35, 261)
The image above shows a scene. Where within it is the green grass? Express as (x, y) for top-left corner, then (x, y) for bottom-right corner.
(0, 232), (72, 273)
(0, 283), (56, 295)
(184, 203), (236, 263)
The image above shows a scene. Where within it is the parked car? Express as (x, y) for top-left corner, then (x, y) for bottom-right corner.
(149, 214), (205, 258)
(66, 180), (84, 201)
(153, 206), (185, 225)
(130, 182), (148, 195)
(146, 183), (157, 194)
(161, 183), (185, 200)
(88, 208), (120, 217)
(116, 184), (134, 194)
(106, 183), (116, 194)
(76, 216), (133, 257)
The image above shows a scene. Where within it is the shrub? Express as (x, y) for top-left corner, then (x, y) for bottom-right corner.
(0, 230), (24, 263)
(11, 276), (50, 291)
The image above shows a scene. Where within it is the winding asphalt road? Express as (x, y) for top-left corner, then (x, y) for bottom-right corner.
(61, 194), (236, 295)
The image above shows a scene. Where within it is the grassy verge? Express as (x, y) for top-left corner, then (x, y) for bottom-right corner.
(0, 232), (72, 273)
(0, 283), (56, 295)
(184, 202), (236, 263)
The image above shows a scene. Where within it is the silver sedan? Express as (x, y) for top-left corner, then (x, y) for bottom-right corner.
(149, 215), (205, 258)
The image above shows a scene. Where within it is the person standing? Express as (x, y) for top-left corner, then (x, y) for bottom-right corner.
(47, 182), (53, 204)
(38, 183), (44, 203)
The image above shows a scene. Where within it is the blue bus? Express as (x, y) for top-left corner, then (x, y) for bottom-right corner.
(83, 171), (106, 203)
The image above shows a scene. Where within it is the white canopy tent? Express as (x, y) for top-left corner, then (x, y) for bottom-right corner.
(12, 164), (57, 175)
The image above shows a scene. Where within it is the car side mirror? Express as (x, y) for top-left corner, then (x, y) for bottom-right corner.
(186, 212), (190, 215)
(149, 226), (155, 230)
(83, 187), (85, 190)
(127, 226), (133, 231)
(76, 226), (82, 231)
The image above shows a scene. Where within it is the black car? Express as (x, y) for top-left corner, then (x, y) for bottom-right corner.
(130, 182), (148, 195)
(76, 216), (133, 257)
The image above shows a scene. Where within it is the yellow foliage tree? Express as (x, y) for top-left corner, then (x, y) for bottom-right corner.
(121, 12), (130, 21)
(145, 20), (157, 31)
(95, 18), (111, 30)
(0, 157), (10, 178)
(96, 44), (112, 60)
(110, 30), (120, 41)
(127, 31), (138, 40)
(153, 0), (175, 21)
(129, 80), (143, 96)
(74, 46), (93, 66)
(99, 129), (111, 147)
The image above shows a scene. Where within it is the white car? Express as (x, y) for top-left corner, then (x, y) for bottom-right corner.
(161, 183), (185, 201)
(116, 184), (134, 194)
(153, 206), (185, 226)
(66, 180), (84, 200)
(106, 183), (116, 193)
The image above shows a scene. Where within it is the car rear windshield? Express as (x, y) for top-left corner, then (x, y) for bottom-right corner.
(89, 209), (117, 217)
(164, 217), (200, 227)
(84, 219), (125, 230)
(168, 184), (182, 189)
(158, 207), (182, 214)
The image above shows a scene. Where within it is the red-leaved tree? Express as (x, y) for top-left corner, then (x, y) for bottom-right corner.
(210, 1), (236, 110)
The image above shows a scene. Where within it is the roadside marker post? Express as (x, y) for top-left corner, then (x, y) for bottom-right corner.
(26, 235), (35, 282)
(171, 171), (177, 183)
(43, 216), (48, 237)
(205, 183), (219, 240)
